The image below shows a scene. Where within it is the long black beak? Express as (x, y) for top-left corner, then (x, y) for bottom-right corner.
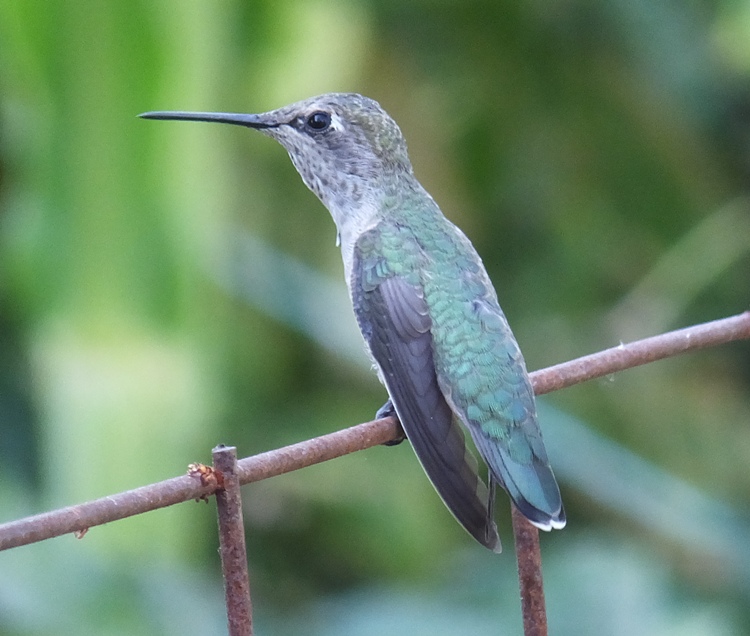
(138, 111), (277, 129)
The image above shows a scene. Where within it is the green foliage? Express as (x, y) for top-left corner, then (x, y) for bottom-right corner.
(0, 1), (748, 633)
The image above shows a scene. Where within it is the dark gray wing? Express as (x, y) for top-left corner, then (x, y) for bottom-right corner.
(352, 252), (500, 551)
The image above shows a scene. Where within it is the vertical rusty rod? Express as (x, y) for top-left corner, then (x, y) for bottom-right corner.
(512, 504), (548, 636)
(213, 445), (253, 636)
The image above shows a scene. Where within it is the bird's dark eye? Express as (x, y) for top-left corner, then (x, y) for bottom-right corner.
(305, 111), (331, 132)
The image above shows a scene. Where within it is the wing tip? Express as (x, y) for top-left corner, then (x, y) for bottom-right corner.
(457, 507), (503, 552)
(481, 521), (503, 553)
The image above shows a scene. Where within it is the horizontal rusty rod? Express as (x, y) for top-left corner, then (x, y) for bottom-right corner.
(236, 412), (401, 485)
(0, 474), (217, 551)
(0, 311), (747, 551)
(0, 418), (400, 550)
(531, 310), (750, 395)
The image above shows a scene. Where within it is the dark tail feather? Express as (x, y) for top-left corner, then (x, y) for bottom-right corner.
(493, 453), (565, 531)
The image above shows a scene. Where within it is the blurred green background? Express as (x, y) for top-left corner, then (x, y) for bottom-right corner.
(1, 1), (749, 634)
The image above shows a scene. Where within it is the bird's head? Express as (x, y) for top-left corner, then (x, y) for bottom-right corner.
(141, 93), (415, 211)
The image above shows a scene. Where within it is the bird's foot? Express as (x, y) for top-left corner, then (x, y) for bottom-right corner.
(377, 399), (406, 446)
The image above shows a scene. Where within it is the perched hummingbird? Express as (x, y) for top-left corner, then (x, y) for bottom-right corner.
(140, 93), (565, 551)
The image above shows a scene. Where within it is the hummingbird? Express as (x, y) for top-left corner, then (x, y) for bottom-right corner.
(140, 93), (565, 551)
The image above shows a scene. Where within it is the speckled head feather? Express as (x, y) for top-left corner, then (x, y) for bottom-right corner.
(255, 93), (415, 208)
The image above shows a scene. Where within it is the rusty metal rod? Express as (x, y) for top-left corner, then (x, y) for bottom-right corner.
(0, 474), (216, 550)
(213, 445), (253, 636)
(235, 413), (401, 485)
(531, 310), (750, 395)
(512, 505), (548, 636)
(0, 417), (400, 550)
(0, 311), (747, 551)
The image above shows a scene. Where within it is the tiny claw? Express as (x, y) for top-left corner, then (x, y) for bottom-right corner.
(376, 399), (407, 446)
(383, 434), (406, 446)
(376, 398), (396, 420)
(74, 528), (89, 539)
(187, 462), (225, 501)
